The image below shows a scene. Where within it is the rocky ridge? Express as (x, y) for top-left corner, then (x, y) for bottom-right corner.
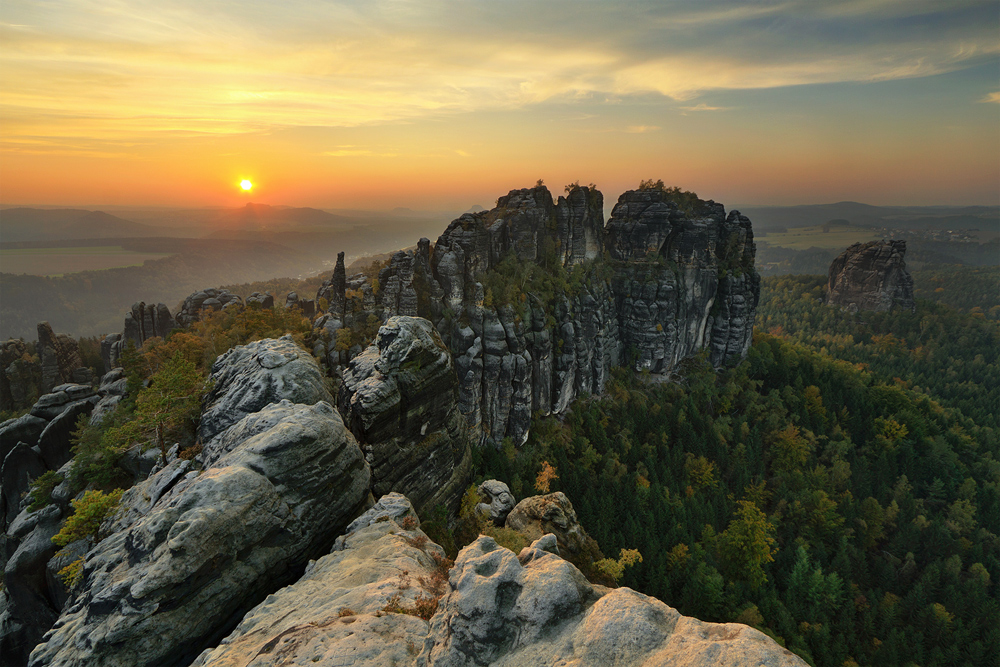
(827, 240), (915, 313)
(192, 493), (806, 667)
(313, 184), (759, 446)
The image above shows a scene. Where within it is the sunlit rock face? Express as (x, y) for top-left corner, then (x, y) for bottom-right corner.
(827, 240), (916, 313)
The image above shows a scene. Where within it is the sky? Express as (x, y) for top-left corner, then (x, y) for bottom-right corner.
(1, 0), (998, 210)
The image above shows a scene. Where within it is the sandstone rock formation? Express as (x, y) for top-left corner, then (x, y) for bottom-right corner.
(198, 334), (332, 445)
(35, 323), (84, 395)
(317, 251), (347, 318)
(476, 479), (515, 526)
(1, 339), (40, 412)
(188, 494), (805, 667)
(245, 291), (275, 309)
(26, 338), (372, 667)
(827, 240), (916, 312)
(339, 317), (471, 514)
(174, 287), (243, 328)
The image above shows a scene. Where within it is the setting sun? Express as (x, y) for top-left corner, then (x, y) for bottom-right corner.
(240, 180), (253, 191)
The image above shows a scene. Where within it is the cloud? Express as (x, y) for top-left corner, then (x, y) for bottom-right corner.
(625, 125), (660, 133)
(979, 91), (1000, 103)
(1, 0), (997, 151)
(678, 103), (733, 112)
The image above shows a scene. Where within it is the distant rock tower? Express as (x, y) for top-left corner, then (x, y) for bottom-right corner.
(827, 240), (915, 313)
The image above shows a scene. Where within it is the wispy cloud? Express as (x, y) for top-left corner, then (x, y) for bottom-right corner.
(0, 0), (997, 152)
(625, 125), (660, 133)
(678, 103), (733, 112)
(979, 91), (1000, 103)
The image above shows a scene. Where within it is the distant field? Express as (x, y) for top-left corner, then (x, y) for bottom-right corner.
(758, 224), (882, 249)
(0, 246), (172, 276)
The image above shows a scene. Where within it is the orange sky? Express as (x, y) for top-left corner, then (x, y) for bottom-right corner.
(2, 0), (998, 209)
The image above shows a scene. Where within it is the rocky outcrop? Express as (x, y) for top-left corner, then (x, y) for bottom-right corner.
(174, 287), (243, 328)
(27, 339), (372, 667)
(284, 291), (316, 316)
(425, 185), (757, 445)
(198, 335), (332, 445)
(35, 323), (84, 395)
(245, 291), (274, 309)
(426, 535), (804, 667)
(189, 494), (806, 667)
(1, 339), (40, 412)
(476, 479), (515, 526)
(317, 251), (347, 318)
(505, 491), (606, 576)
(191, 493), (444, 667)
(605, 189), (758, 370)
(339, 317), (471, 514)
(827, 240), (916, 312)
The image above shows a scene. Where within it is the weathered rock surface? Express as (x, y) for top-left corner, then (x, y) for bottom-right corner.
(192, 493), (443, 667)
(28, 390), (371, 667)
(827, 240), (916, 312)
(426, 535), (805, 667)
(317, 251), (348, 318)
(199, 335), (331, 445)
(1, 339), (41, 413)
(189, 495), (805, 667)
(174, 287), (243, 328)
(505, 491), (601, 568)
(411, 185), (758, 445)
(476, 479), (515, 526)
(245, 291), (274, 309)
(35, 323), (84, 395)
(339, 317), (471, 514)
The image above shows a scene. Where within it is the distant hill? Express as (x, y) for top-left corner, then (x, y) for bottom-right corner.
(0, 238), (322, 340)
(0, 208), (161, 242)
(209, 203), (354, 231)
(739, 201), (1000, 232)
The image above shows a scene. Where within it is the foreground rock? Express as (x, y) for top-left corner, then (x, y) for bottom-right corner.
(505, 491), (603, 569)
(27, 339), (372, 667)
(192, 494), (806, 667)
(827, 240), (915, 312)
(339, 317), (471, 515)
(192, 493), (442, 667)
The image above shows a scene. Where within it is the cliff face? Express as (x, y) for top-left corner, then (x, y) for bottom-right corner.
(827, 240), (915, 312)
(360, 185), (758, 446)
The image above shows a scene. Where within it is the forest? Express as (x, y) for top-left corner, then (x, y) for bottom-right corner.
(470, 273), (1000, 666)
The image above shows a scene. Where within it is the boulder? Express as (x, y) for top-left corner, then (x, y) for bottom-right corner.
(0, 413), (47, 463)
(36, 396), (98, 470)
(827, 240), (916, 312)
(27, 400), (371, 667)
(198, 335), (331, 445)
(476, 479), (515, 526)
(245, 291), (274, 309)
(339, 317), (472, 515)
(505, 492), (600, 567)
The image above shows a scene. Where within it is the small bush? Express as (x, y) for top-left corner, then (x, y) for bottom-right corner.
(401, 515), (418, 531)
(27, 471), (62, 512)
(52, 489), (124, 548)
(57, 558), (85, 588)
(338, 607), (355, 617)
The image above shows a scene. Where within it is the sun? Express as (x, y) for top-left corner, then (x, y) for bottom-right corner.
(240, 179), (253, 191)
